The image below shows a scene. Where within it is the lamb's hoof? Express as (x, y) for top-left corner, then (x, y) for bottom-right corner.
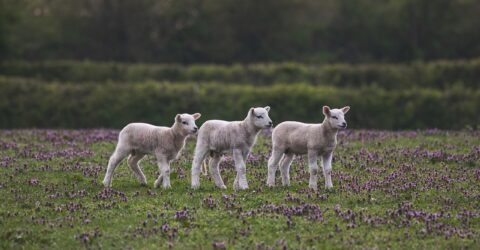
(266, 180), (275, 187)
(191, 183), (200, 189)
(163, 184), (172, 189)
(102, 180), (111, 188)
(309, 184), (318, 190)
(325, 185), (333, 190)
(234, 184), (249, 190)
(217, 185), (227, 190)
(154, 180), (161, 188)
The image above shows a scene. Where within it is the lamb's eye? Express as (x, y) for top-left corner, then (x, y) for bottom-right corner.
(332, 116), (338, 120)
(256, 115), (263, 119)
(182, 121), (188, 125)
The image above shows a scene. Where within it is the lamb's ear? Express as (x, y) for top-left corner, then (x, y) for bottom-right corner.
(264, 106), (270, 112)
(175, 114), (182, 122)
(342, 106), (350, 114)
(323, 106), (331, 117)
(250, 107), (256, 116)
(193, 113), (201, 120)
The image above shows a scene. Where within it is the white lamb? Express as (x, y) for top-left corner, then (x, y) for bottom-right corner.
(191, 107), (273, 190)
(102, 113), (201, 188)
(267, 106), (350, 190)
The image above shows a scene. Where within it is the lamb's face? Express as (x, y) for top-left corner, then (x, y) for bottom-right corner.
(323, 106), (350, 129)
(250, 106), (273, 129)
(176, 113), (201, 134)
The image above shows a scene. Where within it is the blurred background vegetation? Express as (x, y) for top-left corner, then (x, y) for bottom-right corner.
(0, 0), (479, 129)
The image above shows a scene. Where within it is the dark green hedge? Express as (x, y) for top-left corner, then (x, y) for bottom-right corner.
(0, 77), (478, 129)
(1, 59), (480, 89)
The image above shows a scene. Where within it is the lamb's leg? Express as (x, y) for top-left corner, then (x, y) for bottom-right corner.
(191, 144), (209, 189)
(307, 150), (319, 190)
(201, 160), (209, 176)
(267, 149), (284, 187)
(127, 153), (147, 185)
(279, 153), (294, 186)
(208, 154), (226, 189)
(154, 157), (171, 189)
(233, 150), (250, 189)
(102, 144), (130, 187)
(322, 152), (334, 189)
(233, 149), (248, 190)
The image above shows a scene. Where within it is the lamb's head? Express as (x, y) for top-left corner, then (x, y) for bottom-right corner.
(323, 106), (350, 129)
(248, 106), (273, 129)
(174, 113), (201, 134)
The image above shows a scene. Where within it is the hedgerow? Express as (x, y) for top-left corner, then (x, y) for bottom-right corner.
(0, 77), (477, 129)
(1, 59), (479, 89)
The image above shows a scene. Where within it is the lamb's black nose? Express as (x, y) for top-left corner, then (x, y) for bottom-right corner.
(342, 122), (347, 127)
(194, 127), (198, 131)
(268, 121), (273, 127)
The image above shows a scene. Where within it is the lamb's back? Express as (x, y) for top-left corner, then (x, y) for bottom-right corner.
(120, 123), (169, 151)
(272, 121), (313, 150)
(199, 120), (246, 150)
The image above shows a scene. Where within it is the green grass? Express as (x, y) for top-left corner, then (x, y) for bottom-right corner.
(0, 129), (479, 249)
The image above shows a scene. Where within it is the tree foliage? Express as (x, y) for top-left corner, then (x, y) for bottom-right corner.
(2, 0), (480, 63)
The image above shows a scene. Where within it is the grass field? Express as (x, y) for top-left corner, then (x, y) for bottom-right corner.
(0, 129), (479, 249)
